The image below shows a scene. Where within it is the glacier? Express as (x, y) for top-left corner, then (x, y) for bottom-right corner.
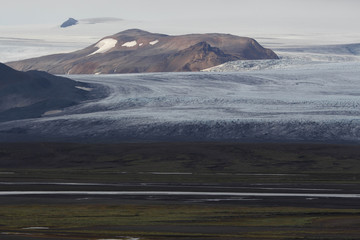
(1, 57), (360, 142)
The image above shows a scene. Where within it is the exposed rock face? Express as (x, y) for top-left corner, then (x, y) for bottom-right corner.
(60, 18), (78, 28)
(165, 41), (239, 72)
(0, 63), (92, 122)
(7, 29), (279, 74)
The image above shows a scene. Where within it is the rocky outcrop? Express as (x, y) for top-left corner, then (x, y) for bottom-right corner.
(7, 29), (279, 74)
(0, 63), (92, 122)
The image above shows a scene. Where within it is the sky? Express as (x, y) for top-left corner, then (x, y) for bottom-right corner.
(1, 0), (360, 35)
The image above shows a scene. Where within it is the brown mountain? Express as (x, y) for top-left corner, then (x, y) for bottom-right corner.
(7, 29), (279, 74)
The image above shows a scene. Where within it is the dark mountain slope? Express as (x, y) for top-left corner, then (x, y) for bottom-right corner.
(0, 63), (94, 122)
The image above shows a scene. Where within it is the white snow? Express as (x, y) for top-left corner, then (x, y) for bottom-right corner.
(139, 43), (143, 46)
(121, 40), (137, 47)
(149, 39), (159, 45)
(89, 38), (117, 56)
(75, 86), (93, 91)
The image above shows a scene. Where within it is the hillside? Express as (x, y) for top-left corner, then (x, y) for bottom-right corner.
(0, 63), (95, 122)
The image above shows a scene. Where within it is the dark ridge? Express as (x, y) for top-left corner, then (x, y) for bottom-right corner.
(0, 62), (96, 122)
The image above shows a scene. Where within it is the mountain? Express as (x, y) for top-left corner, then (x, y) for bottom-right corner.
(0, 62), (94, 122)
(60, 18), (78, 28)
(7, 29), (279, 74)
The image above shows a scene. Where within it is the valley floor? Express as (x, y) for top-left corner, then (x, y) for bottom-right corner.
(0, 142), (359, 239)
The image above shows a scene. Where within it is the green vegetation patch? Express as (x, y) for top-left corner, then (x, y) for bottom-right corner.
(0, 204), (359, 239)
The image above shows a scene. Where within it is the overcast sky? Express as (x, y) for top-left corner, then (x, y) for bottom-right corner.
(1, 0), (360, 34)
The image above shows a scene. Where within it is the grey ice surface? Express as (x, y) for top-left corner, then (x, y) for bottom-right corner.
(204, 43), (360, 72)
(1, 58), (360, 143)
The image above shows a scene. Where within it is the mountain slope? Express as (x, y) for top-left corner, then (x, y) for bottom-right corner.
(0, 63), (94, 122)
(7, 29), (279, 74)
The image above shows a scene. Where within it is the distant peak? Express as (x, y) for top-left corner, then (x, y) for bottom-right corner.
(60, 18), (78, 28)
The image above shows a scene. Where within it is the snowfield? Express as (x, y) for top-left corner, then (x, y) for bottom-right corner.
(149, 40), (159, 45)
(121, 40), (137, 47)
(89, 38), (117, 55)
(1, 58), (360, 143)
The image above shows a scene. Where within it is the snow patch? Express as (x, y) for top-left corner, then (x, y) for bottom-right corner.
(89, 38), (117, 56)
(75, 86), (93, 91)
(139, 43), (143, 46)
(122, 41), (137, 47)
(43, 110), (63, 116)
(149, 40), (159, 45)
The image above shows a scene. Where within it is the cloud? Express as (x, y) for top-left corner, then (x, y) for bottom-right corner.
(1, 0), (359, 34)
